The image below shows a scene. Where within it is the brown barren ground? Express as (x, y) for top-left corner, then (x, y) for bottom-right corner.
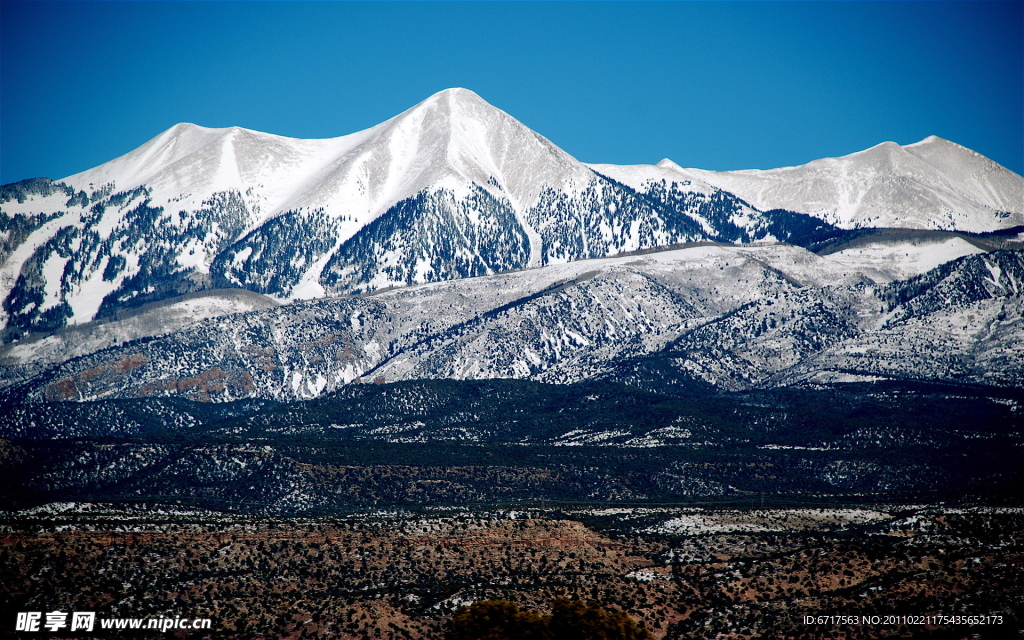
(1, 509), (1021, 639)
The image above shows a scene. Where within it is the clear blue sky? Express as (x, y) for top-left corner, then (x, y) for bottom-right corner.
(2, 1), (1022, 185)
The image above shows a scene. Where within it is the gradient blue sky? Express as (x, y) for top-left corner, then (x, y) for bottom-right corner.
(2, 1), (1022, 185)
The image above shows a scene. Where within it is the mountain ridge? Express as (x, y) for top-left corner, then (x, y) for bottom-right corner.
(653, 135), (1023, 231)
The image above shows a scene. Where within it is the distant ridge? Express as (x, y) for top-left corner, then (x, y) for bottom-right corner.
(637, 135), (1024, 232)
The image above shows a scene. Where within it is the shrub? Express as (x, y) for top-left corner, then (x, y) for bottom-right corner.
(443, 599), (653, 640)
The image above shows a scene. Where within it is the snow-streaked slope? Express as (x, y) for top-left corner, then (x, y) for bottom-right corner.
(61, 88), (589, 253)
(62, 123), (364, 227)
(0, 243), (834, 402)
(4, 243), (1019, 404)
(0, 89), (586, 336)
(658, 136), (1024, 232)
(0, 289), (277, 367)
(770, 252), (1024, 389)
(827, 236), (986, 283)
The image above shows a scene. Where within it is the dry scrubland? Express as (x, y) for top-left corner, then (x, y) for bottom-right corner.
(1, 506), (1022, 639)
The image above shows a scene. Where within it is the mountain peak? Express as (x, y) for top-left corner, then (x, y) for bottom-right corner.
(362, 87), (587, 211)
(430, 87), (483, 102)
(907, 134), (947, 147)
(403, 87), (495, 121)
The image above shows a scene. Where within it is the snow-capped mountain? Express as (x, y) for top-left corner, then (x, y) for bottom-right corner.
(1, 88), (803, 340)
(650, 136), (1023, 231)
(1, 87), (1021, 391)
